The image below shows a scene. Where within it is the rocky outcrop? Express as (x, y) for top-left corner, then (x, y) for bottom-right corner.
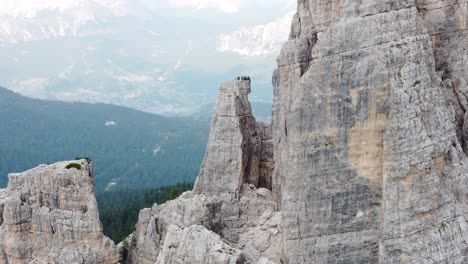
(273, 0), (468, 263)
(127, 193), (224, 264)
(127, 187), (283, 264)
(127, 80), (281, 264)
(14, 3), (468, 262)
(128, 3), (468, 261)
(194, 79), (274, 197)
(0, 159), (118, 263)
(124, 1), (468, 263)
(155, 225), (244, 264)
(7, 1), (468, 263)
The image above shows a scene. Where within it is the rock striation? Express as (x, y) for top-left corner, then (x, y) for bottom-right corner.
(273, 0), (468, 263)
(7, 1), (468, 263)
(0, 160), (118, 264)
(130, 0), (468, 263)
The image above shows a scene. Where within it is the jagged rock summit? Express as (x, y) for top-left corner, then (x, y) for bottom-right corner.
(5, 0), (468, 263)
(0, 159), (118, 264)
(129, 0), (468, 263)
(127, 79), (280, 264)
(194, 79), (274, 196)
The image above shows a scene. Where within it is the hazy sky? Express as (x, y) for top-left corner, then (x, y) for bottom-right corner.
(0, 0), (295, 114)
(0, 0), (293, 22)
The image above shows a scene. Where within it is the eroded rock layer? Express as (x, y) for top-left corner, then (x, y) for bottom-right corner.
(0, 160), (118, 264)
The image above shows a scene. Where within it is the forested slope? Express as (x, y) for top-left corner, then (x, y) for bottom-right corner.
(0, 87), (209, 191)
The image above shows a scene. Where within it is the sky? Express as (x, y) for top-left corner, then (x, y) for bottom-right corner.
(0, 0), (295, 115)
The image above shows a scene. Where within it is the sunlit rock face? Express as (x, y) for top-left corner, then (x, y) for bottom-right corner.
(0, 159), (118, 264)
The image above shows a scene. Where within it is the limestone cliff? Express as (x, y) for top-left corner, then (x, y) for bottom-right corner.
(7, 0), (468, 263)
(127, 79), (281, 264)
(0, 160), (118, 264)
(129, 1), (468, 263)
(273, 0), (468, 263)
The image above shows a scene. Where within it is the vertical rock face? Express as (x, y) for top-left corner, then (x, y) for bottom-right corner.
(273, 0), (468, 263)
(423, 1), (468, 152)
(111, 1), (468, 263)
(257, 122), (274, 191)
(194, 79), (274, 196)
(127, 80), (281, 264)
(8, 2), (468, 263)
(0, 160), (118, 264)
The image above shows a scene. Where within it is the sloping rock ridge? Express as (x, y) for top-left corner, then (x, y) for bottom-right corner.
(0, 160), (118, 264)
(128, 0), (468, 263)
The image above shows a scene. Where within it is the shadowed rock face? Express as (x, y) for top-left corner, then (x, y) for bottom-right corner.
(0, 160), (118, 264)
(273, 0), (468, 263)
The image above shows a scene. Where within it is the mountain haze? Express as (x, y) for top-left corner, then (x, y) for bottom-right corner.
(0, 0), (292, 115)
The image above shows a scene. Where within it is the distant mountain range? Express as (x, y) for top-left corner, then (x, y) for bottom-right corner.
(0, 0), (290, 115)
(0, 86), (210, 192)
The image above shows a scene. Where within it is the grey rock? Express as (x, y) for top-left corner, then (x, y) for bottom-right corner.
(155, 225), (244, 264)
(0, 160), (118, 264)
(127, 80), (281, 264)
(193, 79), (274, 198)
(126, 193), (223, 264)
(127, 185), (282, 264)
(273, 0), (468, 263)
(257, 123), (275, 191)
(117, 1), (468, 263)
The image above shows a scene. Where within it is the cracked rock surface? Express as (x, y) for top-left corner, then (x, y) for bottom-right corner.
(273, 0), (468, 263)
(128, 2), (468, 262)
(0, 160), (118, 264)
